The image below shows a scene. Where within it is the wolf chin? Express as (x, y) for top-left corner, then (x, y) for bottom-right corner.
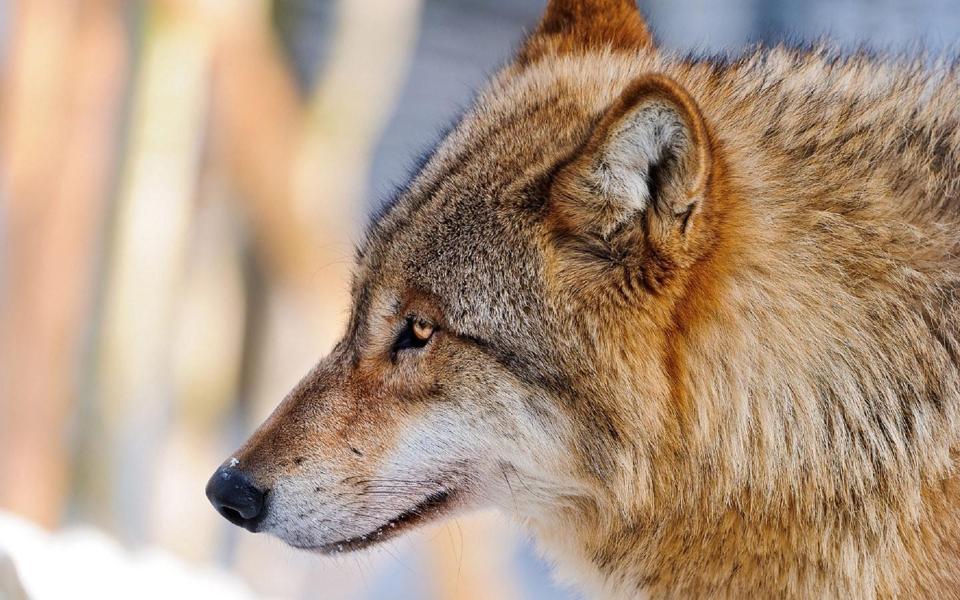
(206, 1), (960, 597)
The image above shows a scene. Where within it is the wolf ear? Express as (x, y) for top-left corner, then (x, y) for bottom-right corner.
(552, 74), (712, 240)
(521, 0), (653, 61)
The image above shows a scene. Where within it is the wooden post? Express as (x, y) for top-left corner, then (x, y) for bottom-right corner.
(0, 0), (128, 527)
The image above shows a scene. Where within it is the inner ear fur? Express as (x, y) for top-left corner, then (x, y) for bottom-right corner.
(551, 73), (713, 241)
(520, 0), (654, 62)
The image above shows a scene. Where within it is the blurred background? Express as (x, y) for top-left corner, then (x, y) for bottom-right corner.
(0, 1), (957, 598)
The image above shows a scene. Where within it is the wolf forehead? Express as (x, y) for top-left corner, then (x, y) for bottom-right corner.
(353, 53), (671, 297)
(351, 76), (603, 323)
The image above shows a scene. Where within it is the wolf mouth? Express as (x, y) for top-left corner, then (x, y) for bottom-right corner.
(307, 489), (455, 554)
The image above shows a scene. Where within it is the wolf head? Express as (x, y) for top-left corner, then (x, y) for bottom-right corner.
(203, 0), (960, 596)
(206, 0), (727, 554)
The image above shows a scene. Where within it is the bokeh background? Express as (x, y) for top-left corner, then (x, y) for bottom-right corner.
(0, 1), (957, 599)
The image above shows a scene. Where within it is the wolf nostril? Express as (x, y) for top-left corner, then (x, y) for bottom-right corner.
(220, 506), (243, 524)
(205, 465), (266, 531)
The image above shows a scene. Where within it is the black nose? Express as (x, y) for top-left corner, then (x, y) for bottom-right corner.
(205, 466), (266, 532)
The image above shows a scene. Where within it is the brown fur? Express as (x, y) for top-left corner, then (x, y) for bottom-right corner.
(215, 1), (960, 597)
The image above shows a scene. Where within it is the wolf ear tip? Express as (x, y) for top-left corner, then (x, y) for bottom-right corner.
(529, 0), (655, 57)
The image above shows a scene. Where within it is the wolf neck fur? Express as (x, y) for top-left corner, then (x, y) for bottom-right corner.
(529, 57), (960, 591)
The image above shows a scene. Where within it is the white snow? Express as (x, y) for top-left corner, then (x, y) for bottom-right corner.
(0, 511), (256, 600)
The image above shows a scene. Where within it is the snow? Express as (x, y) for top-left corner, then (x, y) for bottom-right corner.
(0, 511), (255, 600)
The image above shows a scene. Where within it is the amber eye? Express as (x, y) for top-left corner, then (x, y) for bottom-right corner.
(392, 317), (435, 356)
(412, 319), (434, 342)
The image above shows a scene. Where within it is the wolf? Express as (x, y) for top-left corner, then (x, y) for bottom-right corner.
(206, 1), (960, 597)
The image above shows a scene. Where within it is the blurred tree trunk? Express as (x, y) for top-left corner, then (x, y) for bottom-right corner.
(92, 0), (214, 541)
(0, 0), (128, 527)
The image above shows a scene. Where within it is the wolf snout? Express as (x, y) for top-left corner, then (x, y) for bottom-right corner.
(205, 465), (267, 532)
